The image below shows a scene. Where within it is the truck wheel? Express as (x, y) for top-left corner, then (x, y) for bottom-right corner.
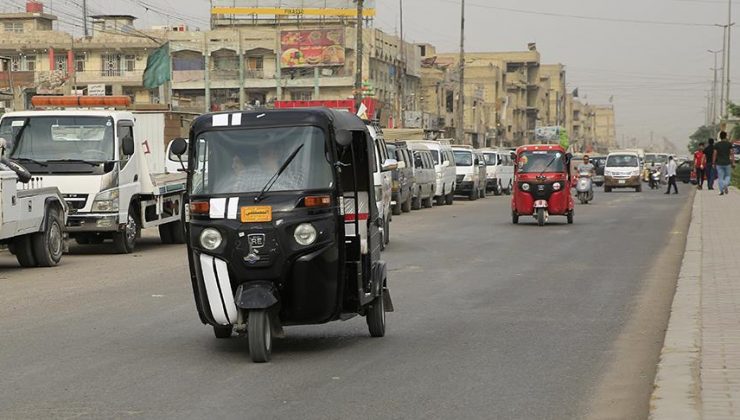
(13, 235), (36, 267)
(158, 224), (174, 244)
(392, 202), (401, 216)
(401, 193), (412, 213)
(213, 325), (232, 339)
(469, 187), (477, 201)
(113, 205), (139, 254)
(31, 208), (64, 267)
(536, 208), (546, 226)
(248, 310), (272, 363)
(366, 286), (386, 337)
(445, 191), (454, 205)
(411, 190), (421, 210)
(436, 192), (445, 206)
(169, 220), (186, 244)
(423, 194), (433, 209)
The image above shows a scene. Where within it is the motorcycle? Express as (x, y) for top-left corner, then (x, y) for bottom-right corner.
(575, 171), (594, 204)
(649, 168), (661, 189)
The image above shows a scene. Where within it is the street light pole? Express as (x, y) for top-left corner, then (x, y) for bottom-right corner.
(709, 49), (722, 125)
(354, 0), (364, 113)
(724, 0), (732, 120)
(456, 0), (465, 145)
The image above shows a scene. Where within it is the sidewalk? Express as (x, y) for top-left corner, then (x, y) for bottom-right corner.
(651, 187), (740, 420)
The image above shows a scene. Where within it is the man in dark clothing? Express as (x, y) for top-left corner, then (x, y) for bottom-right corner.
(713, 131), (736, 195)
(703, 138), (716, 189)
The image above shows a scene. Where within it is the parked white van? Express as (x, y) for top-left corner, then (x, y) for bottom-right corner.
(481, 148), (514, 195)
(452, 145), (486, 200)
(408, 139), (456, 205)
(366, 123), (397, 249)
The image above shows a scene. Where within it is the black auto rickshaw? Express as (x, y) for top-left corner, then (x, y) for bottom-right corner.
(170, 108), (393, 363)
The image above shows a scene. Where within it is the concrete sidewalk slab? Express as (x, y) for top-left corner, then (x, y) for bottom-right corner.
(650, 187), (740, 420)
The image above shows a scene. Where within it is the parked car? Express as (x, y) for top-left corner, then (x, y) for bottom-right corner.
(408, 140), (456, 205)
(387, 141), (414, 215)
(591, 156), (606, 186)
(452, 145), (486, 200)
(481, 148), (515, 195)
(677, 160), (696, 184)
(406, 142), (436, 209)
(604, 152), (642, 192)
(366, 122), (397, 249)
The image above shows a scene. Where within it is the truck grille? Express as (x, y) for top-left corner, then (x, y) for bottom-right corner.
(62, 194), (88, 211)
(456, 175), (465, 184)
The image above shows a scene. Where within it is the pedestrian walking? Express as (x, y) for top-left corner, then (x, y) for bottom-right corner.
(713, 131), (736, 196)
(704, 138), (716, 189)
(665, 155), (678, 194)
(694, 142), (706, 189)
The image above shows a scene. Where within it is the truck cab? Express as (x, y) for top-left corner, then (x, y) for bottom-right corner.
(0, 96), (188, 253)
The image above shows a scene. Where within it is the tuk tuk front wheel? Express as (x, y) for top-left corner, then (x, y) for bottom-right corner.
(367, 288), (386, 338)
(248, 310), (272, 363)
(536, 208), (546, 226)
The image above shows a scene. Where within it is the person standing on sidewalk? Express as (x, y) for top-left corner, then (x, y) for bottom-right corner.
(703, 138), (716, 189)
(694, 142), (706, 189)
(713, 131), (736, 196)
(665, 155), (678, 194)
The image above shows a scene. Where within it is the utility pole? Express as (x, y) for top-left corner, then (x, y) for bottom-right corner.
(724, 0), (732, 120)
(709, 49), (722, 125)
(718, 25), (728, 119)
(456, 0), (465, 145)
(82, 0), (88, 36)
(354, 0), (364, 113)
(399, 0), (405, 128)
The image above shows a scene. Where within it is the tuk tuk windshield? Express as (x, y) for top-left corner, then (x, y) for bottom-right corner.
(190, 126), (333, 195)
(517, 150), (565, 173)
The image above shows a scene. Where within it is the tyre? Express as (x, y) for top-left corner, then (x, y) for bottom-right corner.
(213, 325), (232, 339)
(505, 181), (513, 195)
(366, 287), (386, 338)
(401, 194), (412, 213)
(158, 224), (174, 244)
(567, 210), (574, 224)
(604, 186), (612, 193)
(469, 187), (477, 201)
(512, 211), (519, 224)
(113, 204), (139, 254)
(445, 192), (454, 205)
(391, 202), (401, 216)
(13, 235), (36, 267)
(494, 182), (502, 196)
(248, 310), (272, 363)
(579, 193), (587, 205)
(536, 208), (546, 226)
(383, 217), (390, 246)
(436, 193), (445, 206)
(31, 208), (64, 267)
(479, 186), (486, 199)
(411, 190), (422, 210)
(636, 184), (642, 192)
(423, 194), (433, 208)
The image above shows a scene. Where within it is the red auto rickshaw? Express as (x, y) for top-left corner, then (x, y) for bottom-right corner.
(511, 145), (574, 226)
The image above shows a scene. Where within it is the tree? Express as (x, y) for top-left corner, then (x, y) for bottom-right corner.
(688, 124), (718, 152)
(729, 102), (740, 141)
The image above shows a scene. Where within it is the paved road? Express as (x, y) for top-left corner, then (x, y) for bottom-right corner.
(0, 186), (689, 419)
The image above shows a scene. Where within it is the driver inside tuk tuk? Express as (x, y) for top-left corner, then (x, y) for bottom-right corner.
(226, 142), (305, 193)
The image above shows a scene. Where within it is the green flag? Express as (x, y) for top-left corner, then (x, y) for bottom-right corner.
(143, 43), (171, 89)
(559, 128), (570, 150)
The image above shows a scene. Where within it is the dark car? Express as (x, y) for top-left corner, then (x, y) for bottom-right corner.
(677, 160), (696, 184)
(387, 142), (414, 215)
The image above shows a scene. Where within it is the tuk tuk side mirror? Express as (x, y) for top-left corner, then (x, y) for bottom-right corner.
(382, 158), (398, 172)
(170, 138), (188, 156)
(121, 135), (135, 156)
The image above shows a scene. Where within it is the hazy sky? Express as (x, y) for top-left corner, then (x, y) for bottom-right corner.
(7, 0), (736, 149)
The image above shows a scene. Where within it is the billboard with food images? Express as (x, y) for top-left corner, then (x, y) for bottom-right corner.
(280, 29), (345, 68)
(211, 0), (376, 18)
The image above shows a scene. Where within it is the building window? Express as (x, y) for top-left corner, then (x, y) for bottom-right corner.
(247, 56), (263, 70)
(75, 54), (86, 72)
(290, 90), (313, 101)
(124, 55), (136, 72)
(54, 55), (68, 72)
(101, 54), (121, 77)
(24, 55), (36, 71)
(4, 22), (23, 33)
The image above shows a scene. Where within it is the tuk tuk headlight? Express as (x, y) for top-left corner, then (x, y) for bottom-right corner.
(200, 228), (223, 250)
(521, 183), (530, 191)
(553, 182), (562, 191)
(294, 223), (317, 246)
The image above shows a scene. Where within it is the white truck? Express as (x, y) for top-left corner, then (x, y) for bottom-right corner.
(0, 104), (189, 254)
(0, 143), (68, 267)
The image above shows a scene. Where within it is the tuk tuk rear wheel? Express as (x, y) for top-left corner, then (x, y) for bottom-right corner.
(567, 210), (574, 224)
(367, 288), (386, 338)
(512, 211), (519, 224)
(536, 208), (546, 226)
(248, 310), (272, 363)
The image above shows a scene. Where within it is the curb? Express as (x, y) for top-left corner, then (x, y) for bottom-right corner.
(649, 191), (702, 419)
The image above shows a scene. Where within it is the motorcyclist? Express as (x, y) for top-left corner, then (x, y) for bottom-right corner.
(577, 155), (595, 177)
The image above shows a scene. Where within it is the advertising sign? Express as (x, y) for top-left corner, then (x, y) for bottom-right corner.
(535, 126), (562, 142)
(280, 29), (345, 68)
(211, 0), (376, 18)
(87, 84), (106, 96)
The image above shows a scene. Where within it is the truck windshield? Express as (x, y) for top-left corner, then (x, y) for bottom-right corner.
(0, 116), (115, 162)
(190, 126), (333, 195)
(607, 155), (639, 167)
(453, 150), (473, 167)
(517, 151), (565, 173)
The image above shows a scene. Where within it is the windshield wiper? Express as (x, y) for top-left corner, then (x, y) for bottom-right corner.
(46, 159), (103, 166)
(254, 144), (304, 203)
(538, 155), (560, 177)
(15, 157), (48, 167)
